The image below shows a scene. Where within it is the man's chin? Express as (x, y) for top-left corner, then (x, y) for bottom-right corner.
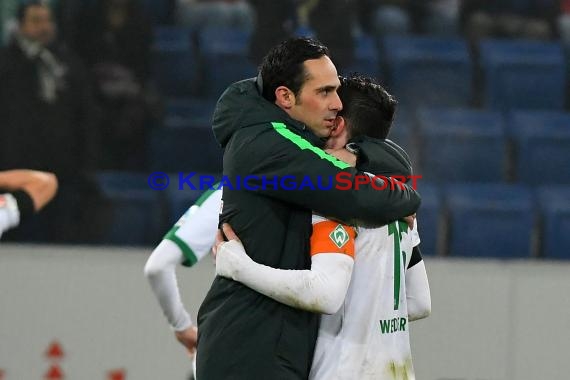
(318, 131), (332, 142)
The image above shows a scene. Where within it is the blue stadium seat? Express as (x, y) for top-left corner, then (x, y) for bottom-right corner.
(445, 184), (534, 258)
(148, 123), (223, 173)
(537, 186), (570, 259)
(151, 27), (196, 96)
(94, 172), (164, 246)
(479, 39), (566, 110)
(414, 182), (442, 256)
(417, 108), (506, 182)
(507, 110), (570, 184)
(164, 98), (216, 128)
(383, 36), (472, 106)
(198, 27), (257, 98)
(342, 34), (380, 78)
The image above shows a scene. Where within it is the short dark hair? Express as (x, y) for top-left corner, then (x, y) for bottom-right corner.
(17, 1), (47, 23)
(338, 74), (397, 139)
(258, 37), (330, 102)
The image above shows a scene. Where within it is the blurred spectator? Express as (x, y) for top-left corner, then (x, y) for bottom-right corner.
(423, 0), (460, 35)
(71, 0), (154, 170)
(0, 1), (104, 243)
(176, 0), (254, 31)
(0, 0), (19, 45)
(357, 0), (459, 37)
(1, 0), (60, 45)
(308, 0), (355, 71)
(461, 0), (559, 45)
(357, 0), (419, 36)
(248, 0), (296, 65)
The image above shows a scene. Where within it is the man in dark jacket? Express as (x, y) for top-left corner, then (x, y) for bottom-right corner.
(196, 38), (421, 379)
(0, 2), (101, 243)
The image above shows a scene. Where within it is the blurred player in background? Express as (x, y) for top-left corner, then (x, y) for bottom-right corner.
(0, 169), (58, 239)
(144, 187), (221, 355)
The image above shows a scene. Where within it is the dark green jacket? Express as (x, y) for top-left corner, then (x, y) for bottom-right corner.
(196, 79), (420, 380)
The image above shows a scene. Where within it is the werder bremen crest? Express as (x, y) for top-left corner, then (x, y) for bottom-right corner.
(329, 224), (350, 249)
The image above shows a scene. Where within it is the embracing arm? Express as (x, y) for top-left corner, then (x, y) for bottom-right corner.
(215, 221), (355, 314)
(226, 126), (420, 227)
(217, 241), (353, 314)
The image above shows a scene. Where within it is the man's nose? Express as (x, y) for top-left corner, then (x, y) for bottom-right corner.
(330, 92), (342, 111)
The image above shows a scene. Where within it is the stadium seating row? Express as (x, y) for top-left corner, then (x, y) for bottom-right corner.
(418, 182), (570, 260)
(95, 172), (570, 260)
(408, 108), (570, 184)
(151, 27), (569, 110)
(151, 26), (257, 98)
(151, 100), (570, 185)
(94, 171), (221, 246)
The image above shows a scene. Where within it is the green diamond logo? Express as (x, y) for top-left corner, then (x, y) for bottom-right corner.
(329, 224), (350, 249)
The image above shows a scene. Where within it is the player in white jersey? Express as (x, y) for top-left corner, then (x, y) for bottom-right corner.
(0, 169), (58, 239)
(144, 187), (222, 353)
(310, 219), (425, 379)
(215, 197), (430, 379)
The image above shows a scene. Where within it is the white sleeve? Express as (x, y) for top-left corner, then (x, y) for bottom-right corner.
(164, 189), (222, 265)
(411, 217), (420, 247)
(406, 260), (431, 321)
(144, 239), (193, 331)
(0, 193), (20, 239)
(215, 240), (354, 314)
(143, 189), (222, 331)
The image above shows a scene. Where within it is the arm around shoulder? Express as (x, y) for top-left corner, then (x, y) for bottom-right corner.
(228, 127), (421, 227)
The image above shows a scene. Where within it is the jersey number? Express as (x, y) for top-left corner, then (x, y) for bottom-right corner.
(388, 221), (408, 310)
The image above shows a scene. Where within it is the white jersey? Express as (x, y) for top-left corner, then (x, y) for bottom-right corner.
(163, 188), (222, 266)
(310, 219), (421, 380)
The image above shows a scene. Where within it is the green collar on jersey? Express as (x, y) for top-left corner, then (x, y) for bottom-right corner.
(195, 182), (221, 206)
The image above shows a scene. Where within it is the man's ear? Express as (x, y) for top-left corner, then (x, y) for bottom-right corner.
(275, 86), (295, 109)
(326, 116), (349, 149)
(330, 116), (347, 138)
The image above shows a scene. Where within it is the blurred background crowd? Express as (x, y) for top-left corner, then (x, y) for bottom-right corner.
(1, 0), (569, 260)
